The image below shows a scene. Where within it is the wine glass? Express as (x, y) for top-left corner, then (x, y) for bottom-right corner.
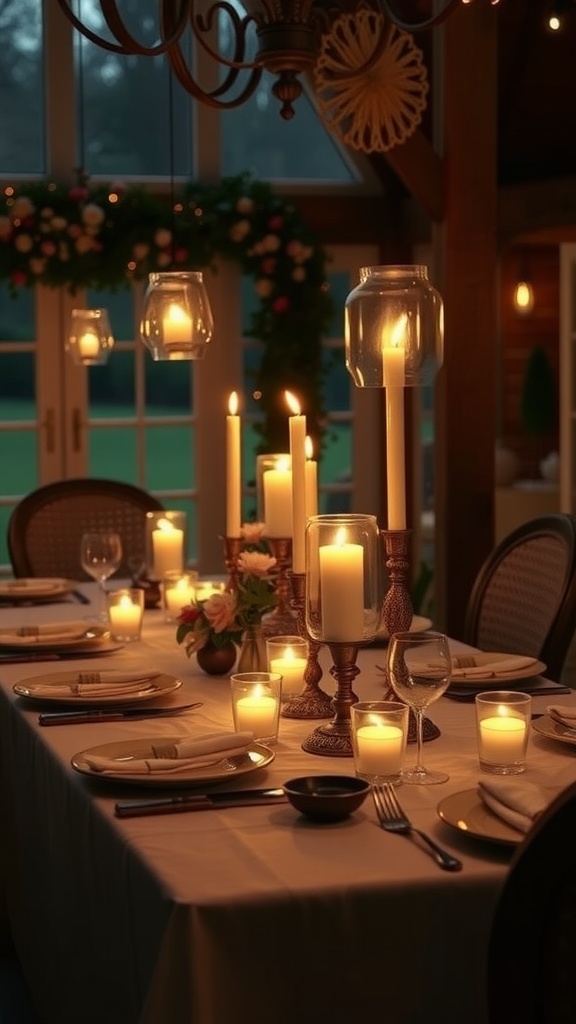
(386, 630), (452, 785)
(80, 531), (123, 621)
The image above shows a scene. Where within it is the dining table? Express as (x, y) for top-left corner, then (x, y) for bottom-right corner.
(0, 584), (574, 1024)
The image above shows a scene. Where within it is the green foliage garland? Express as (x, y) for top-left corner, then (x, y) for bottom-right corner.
(0, 172), (334, 453)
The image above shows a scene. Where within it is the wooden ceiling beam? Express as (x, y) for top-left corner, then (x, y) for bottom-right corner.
(383, 128), (444, 223)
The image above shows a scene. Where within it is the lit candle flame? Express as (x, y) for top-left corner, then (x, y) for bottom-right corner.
(305, 435), (314, 459)
(335, 527), (347, 546)
(228, 391), (239, 416)
(389, 313), (408, 350)
(157, 517), (176, 533)
(285, 390), (301, 416)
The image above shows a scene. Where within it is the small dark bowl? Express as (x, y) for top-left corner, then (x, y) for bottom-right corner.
(283, 775), (370, 822)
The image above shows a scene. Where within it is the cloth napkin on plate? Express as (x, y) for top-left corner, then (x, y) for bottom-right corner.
(450, 652), (539, 679)
(478, 778), (552, 833)
(0, 621), (92, 644)
(26, 670), (162, 698)
(546, 704), (576, 730)
(83, 731), (255, 775)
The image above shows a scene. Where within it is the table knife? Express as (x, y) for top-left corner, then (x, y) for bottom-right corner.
(38, 702), (203, 726)
(115, 787), (288, 818)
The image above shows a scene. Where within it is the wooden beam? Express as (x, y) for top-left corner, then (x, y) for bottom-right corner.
(433, 4), (498, 639)
(383, 128), (444, 223)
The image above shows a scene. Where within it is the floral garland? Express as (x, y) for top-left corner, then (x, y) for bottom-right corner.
(0, 172), (334, 453)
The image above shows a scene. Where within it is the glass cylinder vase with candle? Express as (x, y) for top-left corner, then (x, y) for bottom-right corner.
(475, 691), (532, 774)
(106, 588), (145, 642)
(145, 511), (187, 581)
(266, 635), (308, 700)
(66, 308), (115, 366)
(230, 672), (282, 745)
(351, 701), (409, 783)
(140, 271), (214, 361)
(163, 571), (198, 622)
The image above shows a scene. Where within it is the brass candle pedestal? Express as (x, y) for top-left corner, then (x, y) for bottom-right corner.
(380, 528), (414, 637)
(301, 641), (359, 757)
(282, 572), (333, 719)
(261, 537), (298, 638)
(380, 529), (440, 742)
(223, 536), (243, 591)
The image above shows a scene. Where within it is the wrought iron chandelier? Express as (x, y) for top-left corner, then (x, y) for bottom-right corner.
(56, 0), (502, 120)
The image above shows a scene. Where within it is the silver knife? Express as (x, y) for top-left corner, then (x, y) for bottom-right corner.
(115, 787), (288, 818)
(38, 702), (203, 726)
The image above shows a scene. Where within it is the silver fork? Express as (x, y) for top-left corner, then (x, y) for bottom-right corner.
(372, 783), (462, 872)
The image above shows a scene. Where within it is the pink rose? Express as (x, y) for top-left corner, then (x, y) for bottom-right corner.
(202, 592), (238, 633)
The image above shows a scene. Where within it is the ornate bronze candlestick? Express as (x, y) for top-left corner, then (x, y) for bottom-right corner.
(261, 537), (298, 637)
(301, 641), (359, 756)
(223, 536), (243, 592)
(381, 528), (413, 636)
(281, 571), (333, 720)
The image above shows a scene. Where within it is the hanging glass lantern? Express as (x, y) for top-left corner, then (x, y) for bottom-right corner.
(66, 308), (115, 367)
(139, 271), (214, 361)
(344, 265), (444, 388)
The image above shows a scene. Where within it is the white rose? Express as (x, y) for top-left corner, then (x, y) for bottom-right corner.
(14, 234), (33, 253)
(81, 203), (105, 227)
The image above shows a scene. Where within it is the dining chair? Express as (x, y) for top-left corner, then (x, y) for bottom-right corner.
(487, 780), (576, 1024)
(7, 478), (165, 580)
(463, 513), (576, 682)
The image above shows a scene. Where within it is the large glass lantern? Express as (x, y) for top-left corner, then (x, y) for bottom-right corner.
(305, 513), (383, 644)
(66, 308), (115, 366)
(344, 265), (443, 388)
(140, 271), (214, 361)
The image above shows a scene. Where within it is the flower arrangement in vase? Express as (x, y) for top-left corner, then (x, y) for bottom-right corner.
(176, 540), (277, 675)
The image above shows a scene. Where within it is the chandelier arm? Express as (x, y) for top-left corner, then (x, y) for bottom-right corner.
(55, 0), (190, 57)
(166, 42), (264, 107)
(375, 0), (462, 32)
(190, 2), (260, 72)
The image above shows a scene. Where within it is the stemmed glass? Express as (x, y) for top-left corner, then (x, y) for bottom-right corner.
(80, 531), (123, 621)
(387, 630), (452, 785)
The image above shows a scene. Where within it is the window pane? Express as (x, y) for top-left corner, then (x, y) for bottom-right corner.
(0, 427), (38, 490)
(0, 0), (44, 174)
(75, 3), (192, 177)
(0, 284), (34, 341)
(145, 360), (192, 413)
(88, 425), (138, 482)
(145, 425), (194, 490)
(89, 350), (136, 418)
(87, 288), (134, 342)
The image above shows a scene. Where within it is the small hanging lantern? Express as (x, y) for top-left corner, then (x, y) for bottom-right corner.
(66, 308), (115, 366)
(139, 271), (214, 361)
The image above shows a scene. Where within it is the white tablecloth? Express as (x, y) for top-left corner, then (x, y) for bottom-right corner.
(0, 588), (574, 1024)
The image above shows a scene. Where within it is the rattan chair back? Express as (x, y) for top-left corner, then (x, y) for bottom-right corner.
(7, 478), (165, 580)
(463, 514), (576, 683)
(487, 781), (576, 1024)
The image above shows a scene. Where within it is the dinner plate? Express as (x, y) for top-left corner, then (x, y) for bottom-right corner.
(532, 714), (576, 748)
(13, 671), (182, 707)
(447, 658), (546, 688)
(0, 578), (77, 602)
(372, 614), (433, 644)
(0, 624), (110, 652)
(437, 788), (522, 847)
(71, 738), (274, 787)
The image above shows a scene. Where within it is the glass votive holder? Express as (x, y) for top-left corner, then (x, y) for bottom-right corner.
(163, 570), (198, 622)
(351, 701), (409, 784)
(266, 635), (308, 700)
(475, 690), (532, 775)
(145, 510), (187, 581)
(230, 672), (282, 745)
(255, 453), (291, 522)
(193, 579), (227, 602)
(305, 513), (383, 643)
(106, 588), (145, 642)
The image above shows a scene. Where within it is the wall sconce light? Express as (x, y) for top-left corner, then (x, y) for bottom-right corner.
(139, 271), (214, 361)
(513, 278), (535, 315)
(66, 308), (115, 366)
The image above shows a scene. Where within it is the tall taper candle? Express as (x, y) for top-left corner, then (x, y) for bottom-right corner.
(305, 435), (318, 522)
(383, 316), (407, 531)
(286, 391), (307, 573)
(226, 391), (241, 537)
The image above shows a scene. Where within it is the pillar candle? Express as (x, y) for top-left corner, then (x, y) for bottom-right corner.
(286, 391), (307, 573)
(226, 391), (241, 537)
(319, 529), (364, 641)
(269, 646), (307, 697)
(479, 716), (527, 762)
(263, 460), (292, 537)
(78, 331), (100, 359)
(163, 302), (192, 347)
(235, 692), (278, 737)
(383, 316), (407, 531)
(165, 577), (196, 617)
(152, 518), (184, 578)
(109, 594), (142, 634)
(305, 436), (318, 523)
(356, 724), (404, 775)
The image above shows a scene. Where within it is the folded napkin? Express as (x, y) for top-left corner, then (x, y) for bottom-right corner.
(84, 731), (255, 775)
(0, 581), (59, 594)
(0, 620), (92, 645)
(478, 778), (551, 833)
(450, 652), (538, 679)
(27, 670), (161, 699)
(546, 704), (576, 730)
